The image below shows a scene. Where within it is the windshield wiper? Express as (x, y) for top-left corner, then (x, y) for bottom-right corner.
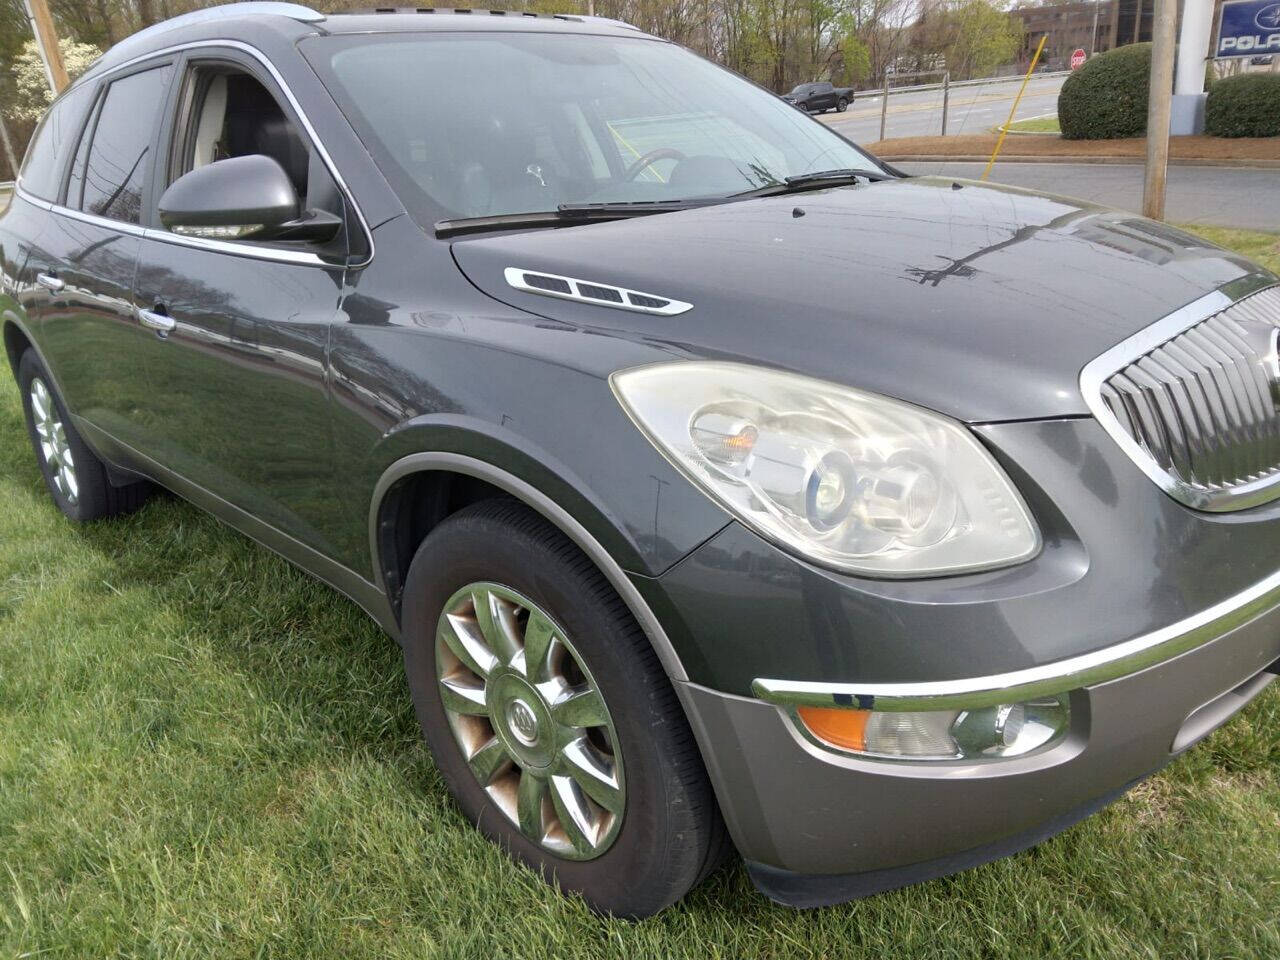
(734, 167), (893, 199)
(557, 198), (726, 216)
(436, 198), (720, 238)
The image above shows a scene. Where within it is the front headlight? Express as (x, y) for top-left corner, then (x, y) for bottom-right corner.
(610, 362), (1040, 577)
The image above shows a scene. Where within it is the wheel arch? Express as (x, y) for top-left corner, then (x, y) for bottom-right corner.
(3, 317), (34, 379)
(369, 451), (690, 683)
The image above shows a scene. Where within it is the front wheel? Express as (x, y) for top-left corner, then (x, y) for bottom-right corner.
(400, 499), (729, 917)
(837, 97), (849, 112)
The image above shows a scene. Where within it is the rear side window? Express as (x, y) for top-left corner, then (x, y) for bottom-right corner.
(75, 65), (172, 223)
(18, 83), (94, 201)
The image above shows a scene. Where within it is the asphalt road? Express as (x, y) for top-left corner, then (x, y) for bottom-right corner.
(822, 74), (1068, 143)
(896, 161), (1280, 230)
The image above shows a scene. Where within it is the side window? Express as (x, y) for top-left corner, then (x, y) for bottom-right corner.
(176, 67), (311, 203)
(76, 65), (173, 224)
(18, 83), (94, 201)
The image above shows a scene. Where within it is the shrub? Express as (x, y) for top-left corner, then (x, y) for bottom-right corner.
(1058, 43), (1151, 140)
(1205, 73), (1280, 138)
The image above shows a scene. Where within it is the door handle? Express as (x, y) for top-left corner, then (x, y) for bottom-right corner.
(36, 273), (64, 292)
(138, 307), (175, 333)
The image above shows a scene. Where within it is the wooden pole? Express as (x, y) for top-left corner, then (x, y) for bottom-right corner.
(982, 35), (1046, 181)
(1142, 0), (1177, 220)
(23, 0), (69, 95)
(0, 113), (18, 180)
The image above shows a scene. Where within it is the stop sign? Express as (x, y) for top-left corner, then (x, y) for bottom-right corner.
(1070, 48), (1087, 69)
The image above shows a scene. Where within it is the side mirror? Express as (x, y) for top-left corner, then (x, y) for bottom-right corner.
(158, 154), (340, 244)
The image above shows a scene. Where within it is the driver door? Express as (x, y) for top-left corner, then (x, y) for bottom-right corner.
(131, 49), (360, 556)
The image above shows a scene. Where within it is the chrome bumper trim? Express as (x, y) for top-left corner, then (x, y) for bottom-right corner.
(753, 564), (1280, 711)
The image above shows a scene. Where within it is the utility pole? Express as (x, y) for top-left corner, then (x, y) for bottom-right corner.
(1089, 0), (1101, 56)
(0, 113), (18, 180)
(1142, 0), (1177, 220)
(23, 0), (69, 95)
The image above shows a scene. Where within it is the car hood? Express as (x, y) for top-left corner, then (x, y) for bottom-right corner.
(450, 176), (1270, 422)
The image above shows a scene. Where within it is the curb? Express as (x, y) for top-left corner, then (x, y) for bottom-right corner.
(877, 155), (1280, 169)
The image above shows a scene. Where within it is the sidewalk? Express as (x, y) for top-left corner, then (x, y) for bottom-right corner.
(871, 134), (1280, 168)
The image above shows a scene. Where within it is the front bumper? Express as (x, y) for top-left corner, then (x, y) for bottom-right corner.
(676, 603), (1278, 905)
(639, 417), (1280, 905)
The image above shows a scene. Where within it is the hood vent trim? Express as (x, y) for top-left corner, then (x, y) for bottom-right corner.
(503, 267), (691, 316)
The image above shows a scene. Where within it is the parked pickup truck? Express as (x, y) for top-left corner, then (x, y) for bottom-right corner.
(783, 81), (854, 113)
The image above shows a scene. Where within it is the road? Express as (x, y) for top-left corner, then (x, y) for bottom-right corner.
(822, 74), (1068, 143)
(896, 161), (1280, 230)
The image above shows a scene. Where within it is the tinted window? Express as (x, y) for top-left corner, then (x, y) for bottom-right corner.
(77, 65), (172, 223)
(18, 83), (94, 201)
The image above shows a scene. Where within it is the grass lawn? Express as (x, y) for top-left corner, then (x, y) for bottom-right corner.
(1001, 115), (1061, 134)
(3, 230), (1280, 959)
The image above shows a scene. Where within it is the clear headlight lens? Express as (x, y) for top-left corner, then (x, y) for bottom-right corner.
(611, 362), (1039, 577)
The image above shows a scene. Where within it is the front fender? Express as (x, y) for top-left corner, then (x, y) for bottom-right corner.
(367, 442), (699, 682)
(365, 412), (662, 576)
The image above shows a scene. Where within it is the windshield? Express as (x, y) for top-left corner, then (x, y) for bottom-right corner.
(305, 32), (881, 225)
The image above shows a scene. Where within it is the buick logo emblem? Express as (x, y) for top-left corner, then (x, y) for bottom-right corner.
(506, 699), (539, 746)
(1258, 3), (1280, 30)
(1261, 325), (1280, 406)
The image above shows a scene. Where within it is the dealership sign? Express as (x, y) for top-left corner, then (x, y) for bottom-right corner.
(1217, 0), (1280, 56)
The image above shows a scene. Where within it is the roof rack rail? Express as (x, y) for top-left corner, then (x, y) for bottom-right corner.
(94, 2), (324, 71)
(333, 8), (579, 20)
(330, 8), (639, 27)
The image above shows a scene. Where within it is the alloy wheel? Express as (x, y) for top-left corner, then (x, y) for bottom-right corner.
(435, 582), (625, 860)
(30, 377), (78, 505)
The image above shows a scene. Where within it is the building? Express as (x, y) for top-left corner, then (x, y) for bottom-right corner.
(1013, 0), (1243, 70)
(1010, 0), (1116, 68)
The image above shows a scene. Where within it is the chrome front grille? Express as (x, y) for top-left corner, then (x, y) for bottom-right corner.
(1082, 282), (1280, 512)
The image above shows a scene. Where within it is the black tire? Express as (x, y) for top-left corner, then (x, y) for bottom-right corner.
(17, 348), (151, 521)
(401, 498), (730, 917)
(837, 97), (849, 112)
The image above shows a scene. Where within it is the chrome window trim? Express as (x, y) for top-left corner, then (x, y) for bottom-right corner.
(754, 558), (1280, 712)
(1079, 273), (1280, 512)
(32, 38), (375, 270)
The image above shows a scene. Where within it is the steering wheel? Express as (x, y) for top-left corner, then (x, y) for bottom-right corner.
(623, 147), (687, 182)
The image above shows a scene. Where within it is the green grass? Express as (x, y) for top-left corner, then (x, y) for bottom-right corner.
(2, 230), (1280, 959)
(1001, 115), (1061, 134)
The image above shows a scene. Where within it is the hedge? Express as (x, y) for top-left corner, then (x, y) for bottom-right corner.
(1205, 73), (1280, 138)
(1058, 43), (1151, 140)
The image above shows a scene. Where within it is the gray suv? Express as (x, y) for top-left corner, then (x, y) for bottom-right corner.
(2, 2), (1278, 917)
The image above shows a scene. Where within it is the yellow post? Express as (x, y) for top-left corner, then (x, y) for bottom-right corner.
(982, 34), (1048, 181)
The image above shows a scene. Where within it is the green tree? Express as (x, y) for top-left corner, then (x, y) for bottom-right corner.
(946, 0), (1020, 78)
(837, 30), (871, 86)
(6, 37), (101, 123)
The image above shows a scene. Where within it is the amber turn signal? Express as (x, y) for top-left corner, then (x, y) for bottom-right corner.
(797, 705), (870, 751)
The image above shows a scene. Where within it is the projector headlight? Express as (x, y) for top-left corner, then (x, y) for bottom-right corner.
(611, 362), (1039, 577)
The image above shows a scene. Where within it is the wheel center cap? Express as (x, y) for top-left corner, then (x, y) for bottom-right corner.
(506, 698), (540, 746)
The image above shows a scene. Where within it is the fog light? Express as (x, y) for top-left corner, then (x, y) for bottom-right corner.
(797, 696), (1068, 760)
